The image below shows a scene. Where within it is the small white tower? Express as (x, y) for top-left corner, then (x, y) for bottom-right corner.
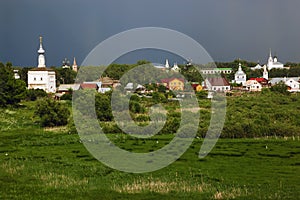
(263, 64), (268, 80)
(165, 59), (170, 69)
(267, 49), (273, 67)
(38, 36), (46, 68)
(72, 57), (78, 72)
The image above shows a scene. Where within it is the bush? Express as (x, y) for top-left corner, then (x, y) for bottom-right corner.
(0, 62), (27, 106)
(60, 93), (72, 101)
(270, 82), (290, 95)
(35, 98), (70, 127)
(26, 89), (47, 101)
(177, 123), (198, 138)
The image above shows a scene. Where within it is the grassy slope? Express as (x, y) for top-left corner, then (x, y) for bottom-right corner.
(0, 99), (300, 199)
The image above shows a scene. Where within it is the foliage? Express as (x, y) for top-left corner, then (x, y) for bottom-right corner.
(95, 92), (113, 121)
(0, 62), (27, 107)
(270, 81), (290, 95)
(25, 89), (48, 101)
(35, 98), (70, 127)
(16, 67), (32, 85)
(0, 101), (299, 199)
(55, 67), (77, 85)
(196, 90), (208, 99)
(60, 90), (73, 101)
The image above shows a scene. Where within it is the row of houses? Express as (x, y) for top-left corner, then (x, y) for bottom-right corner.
(27, 37), (300, 97)
(57, 74), (300, 99)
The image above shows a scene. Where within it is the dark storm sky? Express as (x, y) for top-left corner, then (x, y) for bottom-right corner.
(1, 0), (300, 67)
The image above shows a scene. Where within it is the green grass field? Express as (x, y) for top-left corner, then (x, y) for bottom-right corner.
(0, 101), (300, 199)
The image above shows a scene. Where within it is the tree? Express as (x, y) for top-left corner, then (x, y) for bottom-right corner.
(0, 62), (27, 107)
(18, 67), (32, 85)
(270, 81), (290, 95)
(55, 68), (77, 85)
(95, 92), (113, 121)
(35, 98), (70, 127)
(25, 89), (47, 101)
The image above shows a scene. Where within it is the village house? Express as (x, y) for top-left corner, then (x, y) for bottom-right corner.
(270, 77), (300, 92)
(204, 77), (231, 92)
(161, 78), (185, 91)
(285, 78), (300, 92)
(201, 68), (232, 74)
(191, 83), (202, 92)
(98, 76), (120, 88)
(57, 84), (80, 94)
(249, 78), (269, 88)
(245, 80), (262, 92)
(79, 82), (112, 93)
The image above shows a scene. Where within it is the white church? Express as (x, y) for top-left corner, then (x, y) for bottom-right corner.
(267, 50), (284, 70)
(27, 36), (56, 93)
(234, 62), (247, 85)
(251, 50), (285, 71)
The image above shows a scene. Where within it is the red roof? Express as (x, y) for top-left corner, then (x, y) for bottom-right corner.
(249, 78), (267, 83)
(80, 83), (97, 89)
(161, 78), (185, 83)
(191, 83), (200, 90)
(207, 77), (230, 86)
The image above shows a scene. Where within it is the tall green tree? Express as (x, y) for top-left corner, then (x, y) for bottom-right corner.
(55, 68), (77, 85)
(0, 62), (27, 107)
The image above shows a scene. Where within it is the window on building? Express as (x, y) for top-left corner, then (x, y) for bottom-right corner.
(34, 77), (36, 81)
(40, 77), (43, 81)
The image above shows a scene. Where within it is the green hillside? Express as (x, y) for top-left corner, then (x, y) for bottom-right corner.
(0, 95), (300, 199)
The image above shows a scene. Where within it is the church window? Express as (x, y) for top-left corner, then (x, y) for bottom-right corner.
(41, 77), (43, 81)
(34, 77), (36, 81)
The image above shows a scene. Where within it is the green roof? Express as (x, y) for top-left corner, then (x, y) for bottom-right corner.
(202, 68), (232, 70)
(214, 68), (232, 70)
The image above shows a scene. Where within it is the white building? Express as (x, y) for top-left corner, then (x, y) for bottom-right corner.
(251, 62), (263, 70)
(263, 65), (269, 80)
(267, 50), (284, 70)
(234, 63), (246, 85)
(28, 36), (56, 93)
(245, 80), (262, 92)
(270, 77), (300, 92)
(204, 77), (231, 92)
(285, 78), (300, 92)
(171, 63), (180, 72)
(201, 68), (232, 74)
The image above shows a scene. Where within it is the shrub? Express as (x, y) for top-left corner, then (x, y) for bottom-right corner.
(35, 98), (70, 127)
(60, 93), (72, 101)
(26, 89), (47, 101)
(0, 62), (27, 106)
(270, 82), (290, 95)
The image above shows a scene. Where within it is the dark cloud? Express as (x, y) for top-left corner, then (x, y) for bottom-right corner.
(1, 0), (300, 66)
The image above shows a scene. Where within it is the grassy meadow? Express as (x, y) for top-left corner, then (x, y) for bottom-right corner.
(0, 96), (300, 199)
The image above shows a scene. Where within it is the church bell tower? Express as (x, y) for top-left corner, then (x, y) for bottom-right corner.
(38, 36), (46, 68)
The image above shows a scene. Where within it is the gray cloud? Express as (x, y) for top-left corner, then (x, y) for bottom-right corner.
(0, 0), (300, 66)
